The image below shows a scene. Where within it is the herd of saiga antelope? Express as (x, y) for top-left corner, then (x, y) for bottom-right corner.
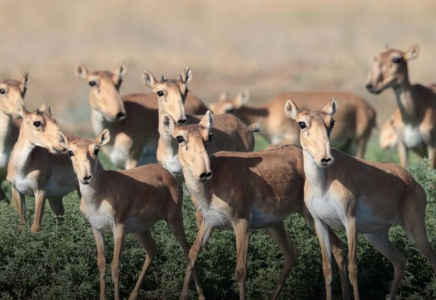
(1, 44), (435, 300)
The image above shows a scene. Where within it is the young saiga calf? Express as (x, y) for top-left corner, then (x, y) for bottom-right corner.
(162, 111), (350, 300)
(61, 130), (204, 300)
(7, 103), (77, 232)
(285, 98), (436, 300)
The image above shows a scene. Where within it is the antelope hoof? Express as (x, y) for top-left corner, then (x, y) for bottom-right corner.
(31, 225), (41, 233)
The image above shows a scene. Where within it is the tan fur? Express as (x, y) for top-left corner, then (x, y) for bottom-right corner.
(0, 74), (28, 202)
(76, 63), (208, 169)
(367, 44), (436, 168)
(210, 89), (376, 157)
(7, 103), (77, 233)
(286, 98), (436, 300)
(166, 115), (350, 300)
(63, 131), (204, 300)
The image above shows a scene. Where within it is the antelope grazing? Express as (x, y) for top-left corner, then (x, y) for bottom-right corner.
(75, 63), (208, 169)
(210, 89), (376, 157)
(366, 45), (436, 168)
(142, 69), (255, 178)
(285, 98), (436, 300)
(7, 103), (77, 232)
(162, 111), (350, 300)
(61, 130), (204, 300)
(0, 74), (28, 202)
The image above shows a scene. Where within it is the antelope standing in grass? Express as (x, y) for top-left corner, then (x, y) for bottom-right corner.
(285, 98), (436, 300)
(142, 68), (255, 179)
(7, 103), (77, 232)
(0, 73), (28, 202)
(162, 111), (349, 300)
(61, 129), (204, 300)
(75, 63), (208, 169)
(366, 44), (436, 168)
(210, 89), (376, 157)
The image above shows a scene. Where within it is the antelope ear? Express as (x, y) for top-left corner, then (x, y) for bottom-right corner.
(219, 91), (229, 102)
(113, 62), (127, 78)
(96, 129), (110, 147)
(16, 102), (29, 118)
(199, 110), (214, 131)
(404, 44), (419, 61)
(322, 98), (338, 116)
(57, 132), (69, 150)
(180, 67), (192, 84)
(20, 72), (29, 95)
(235, 89), (249, 107)
(39, 102), (49, 112)
(161, 113), (176, 134)
(284, 100), (299, 120)
(142, 70), (157, 89)
(75, 63), (89, 80)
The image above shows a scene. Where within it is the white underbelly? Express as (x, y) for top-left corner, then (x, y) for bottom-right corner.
(308, 196), (347, 231)
(110, 146), (128, 168)
(15, 177), (38, 196)
(402, 126), (423, 148)
(86, 213), (115, 234)
(200, 207), (233, 230)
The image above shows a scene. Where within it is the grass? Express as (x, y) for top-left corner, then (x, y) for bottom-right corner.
(1, 135), (436, 299)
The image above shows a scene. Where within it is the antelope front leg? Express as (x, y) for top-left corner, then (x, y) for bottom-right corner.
(48, 197), (65, 226)
(346, 217), (360, 300)
(31, 189), (46, 233)
(93, 228), (107, 300)
(112, 225), (126, 300)
(180, 219), (213, 300)
(398, 142), (409, 168)
(314, 219), (333, 300)
(328, 229), (350, 300)
(234, 219), (250, 300)
(12, 187), (26, 228)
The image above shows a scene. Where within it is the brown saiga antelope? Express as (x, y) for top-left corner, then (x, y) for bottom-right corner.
(61, 130), (204, 300)
(0, 73), (28, 202)
(366, 45), (436, 168)
(210, 89), (376, 157)
(142, 68), (255, 178)
(7, 103), (76, 232)
(162, 111), (350, 300)
(285, 98), (436, 300)
(75, 63), (208, 169)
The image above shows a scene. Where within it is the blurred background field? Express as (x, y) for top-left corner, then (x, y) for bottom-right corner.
(1, 0), (436, 299)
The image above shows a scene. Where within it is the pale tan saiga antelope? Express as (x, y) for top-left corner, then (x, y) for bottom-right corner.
(366, 45), (436, 168)
(0, 74), (28, 202)
(161, 111), (350, 300)
(285, 98), (436, 300)
(210, 89), (376, 157)
(60, 129), (204, 300)
(75, 63), (208, 169)
(142, 69), (255, 178)
(7, 103), (77, 233)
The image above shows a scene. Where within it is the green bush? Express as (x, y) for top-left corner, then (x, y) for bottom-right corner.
(0, 139), (436, 299)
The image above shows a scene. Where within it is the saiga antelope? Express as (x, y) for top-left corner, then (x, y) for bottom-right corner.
(142, 68), (255, 179)
(60, 129), (204, 300)
(75, 63), (208, 169)
(210, 89), (376, 157)
(0, 73), (28, 202)
(7, 103), (77, 232)
(285, 98), (436, 300)
(367, 44), (436, 168)
(162, 111), (350, 300)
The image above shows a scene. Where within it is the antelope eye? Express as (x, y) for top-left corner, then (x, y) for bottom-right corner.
(33, 121), (42, 127)
(89, 81), (97, 87)
(0, 89), (5, 95)
(94, 148), (100, 155)
(207, 133), (213, 142)
(298, 122), (307, 129)
(68, 150), (74, 157)
(176, 136), (184, 143)
(225, 108), (234, 114)
(157, 91), (164, 97)
(392, 57), (402, 64)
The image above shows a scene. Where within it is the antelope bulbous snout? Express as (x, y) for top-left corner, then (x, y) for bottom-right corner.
(82, 175), (92, 184)
(177, 119), (187, 126)
(198, 171), (213, 182)
(365, 83), (373, 90)
(116, 112), (126, 120)
(320, 157), (333, 167)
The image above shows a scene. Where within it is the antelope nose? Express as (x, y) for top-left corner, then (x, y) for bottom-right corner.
(177, 119), (187, 125)
(83, 175), (92, 181)
(365, 83), (373, 90)
(320, 158), (332, 166)
(116, 112), (126, 120)
(199, 172), (213, 181)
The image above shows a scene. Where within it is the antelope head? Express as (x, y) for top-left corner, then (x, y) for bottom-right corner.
(0, 73), (28, 118)
(142, 68), (192, 126)
(285, 98), (337, 167)
(75, 63), (127, 122)
(209, 89), (249, 116)
(366, 44), (419, 94)
(17, 102), (68, 154)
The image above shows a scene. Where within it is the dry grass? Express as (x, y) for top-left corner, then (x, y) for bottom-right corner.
(1, 0), (436, 134)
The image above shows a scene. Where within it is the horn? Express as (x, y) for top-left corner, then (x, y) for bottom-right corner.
(161, 75), (165, 83)
(48, 106), (51, 114)
(36, 108), (40, 114)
